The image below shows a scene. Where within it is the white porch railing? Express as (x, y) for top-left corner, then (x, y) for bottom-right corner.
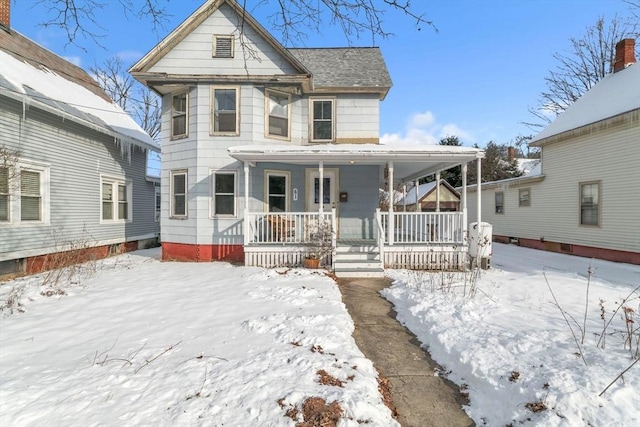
(245, 211), (336, 245)
(379, 211), (465, 244)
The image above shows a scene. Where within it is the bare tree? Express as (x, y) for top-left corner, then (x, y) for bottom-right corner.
(32, 0), (434, 49)
(525, 16), (639, 130)
(90, 56), (161, 141)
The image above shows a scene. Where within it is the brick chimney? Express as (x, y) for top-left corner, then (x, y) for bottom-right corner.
(0, 0), (9, 29)
(613, 39), (636, 73)
(507, 146), (515, 163)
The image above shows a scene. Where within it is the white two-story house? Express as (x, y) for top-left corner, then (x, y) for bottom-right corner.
(131, 0), (485, 276)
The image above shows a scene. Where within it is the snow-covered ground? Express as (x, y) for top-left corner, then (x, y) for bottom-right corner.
(0, 244), (638, 426)
(384, 243), (639, 426)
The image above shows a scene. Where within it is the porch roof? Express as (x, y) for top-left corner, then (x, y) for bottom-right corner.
(229, 144), (484, 182)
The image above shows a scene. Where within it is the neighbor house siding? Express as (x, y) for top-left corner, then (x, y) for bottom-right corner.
(0, 96), (159, 262)
(468, 111), (640, 255)
(149, 3), (298, 76)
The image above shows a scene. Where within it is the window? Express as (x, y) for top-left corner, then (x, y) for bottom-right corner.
(0, 167), (8, 221)
(265, 171), (290, 212)
(155, 186), (161, 222)
(266, 90), (290, 139)
(170, 170), (187, 218)
(212, 35), (234, 58)
(580, 181), (600, 226)
(101, 177), (131, 222)
(171, 91), (188, 138)
(518, 188), (530, 207)
(212, 171), (236, 216)
(211, 87), (239, 135)
(495, 191), (504, 214)
(0, 161), (49, 225)
(310, 98), (334, 141)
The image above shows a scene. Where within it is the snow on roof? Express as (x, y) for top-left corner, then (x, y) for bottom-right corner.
(0, 50), (158, 152)
(516, 158), (541, 177)
(531, 64), (640, 144)
(402, 181), (437, 205)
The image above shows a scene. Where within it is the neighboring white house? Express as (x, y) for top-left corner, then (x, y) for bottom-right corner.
(467, 39), (640, 265)
(0, 2), (160, 276)
(131, 0), (485, 276)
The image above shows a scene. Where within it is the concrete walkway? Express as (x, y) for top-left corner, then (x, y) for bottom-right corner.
(338, 277), (474, 427)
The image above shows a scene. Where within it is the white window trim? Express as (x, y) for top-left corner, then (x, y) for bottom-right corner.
(170, 169), (188, 219)
(210, 86), (240, 136)
(100, 175), (133, 224)
(154, 185), (161, 222)
(210, 169), (238, 218)
(579, 180), (601, 227)
(309, 97), (336, 142)
(212, 34), (235, 58)
(265, 89), (292, 141)
(264, 170), (291, 212)
(171, 90), (189, 140)
(0, 160), (50, 227)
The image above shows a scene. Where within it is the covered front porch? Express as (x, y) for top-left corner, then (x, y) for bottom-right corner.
(229, 144), (484, 276)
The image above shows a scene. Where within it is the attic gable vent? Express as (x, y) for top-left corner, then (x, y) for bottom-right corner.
(213, 35), (234, 58)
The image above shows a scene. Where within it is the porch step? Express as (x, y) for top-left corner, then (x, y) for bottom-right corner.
(333, 243), (384, 278)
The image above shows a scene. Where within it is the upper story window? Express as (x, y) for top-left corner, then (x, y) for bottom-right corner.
(310, 98), (334, 142)
(518, 188), (530, 207)
(266, 90), (291, 139)
(213, 35), (234, 58)
(211, 87), (239, 135)
(101, 177), (132, 223)
(580, 181), (600, 226)
(170, 170), (188, 218)
(171, 91), (188, 139)
(495, 191), (504, 214)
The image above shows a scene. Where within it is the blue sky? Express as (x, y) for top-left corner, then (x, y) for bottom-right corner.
(9, 0), (636, 147)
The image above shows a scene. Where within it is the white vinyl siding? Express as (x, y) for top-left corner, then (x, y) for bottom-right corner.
(211, 86), (239, 135)
(101, 177), (132, 223)
(211, 170), (237, 217)
(170, 170), (188, 218)
(171, 91), (188, 139)
(265, 90), (290, 139)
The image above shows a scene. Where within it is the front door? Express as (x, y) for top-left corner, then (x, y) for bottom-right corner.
(305, 168), (339, 213)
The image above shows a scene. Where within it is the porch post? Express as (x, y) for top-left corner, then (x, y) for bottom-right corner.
(387, 161), (394, 245)
(243, 161), (250, 246)
(462, 162), (468, 242)
(476, 156), (482, 226)
(402, 184), (406, 212)
(415, 179), (419, 212)
(318, 160), (324, 216)
(435, 171), (441, 212)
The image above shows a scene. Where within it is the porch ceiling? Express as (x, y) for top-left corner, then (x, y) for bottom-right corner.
(229, 144), (484, 182)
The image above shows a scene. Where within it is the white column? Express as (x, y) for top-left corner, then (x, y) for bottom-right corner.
(318, 160), (324, 216)
(415, 179), (419, 212)
(462, 162), (468, 242)
(387, 161), (394, 245)
(243, 161), (250, 246)
(402, 184), (406, 212)
(476, 157), (482, 226)
(435, 172), (441, 212)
